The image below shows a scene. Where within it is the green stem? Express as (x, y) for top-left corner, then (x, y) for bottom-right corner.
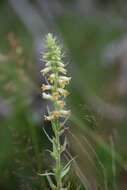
(53, 63), (63, 189)
(55, 120), (62, 189)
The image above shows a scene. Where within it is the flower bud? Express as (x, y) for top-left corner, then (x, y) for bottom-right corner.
(41, 67), (52, 76)
(42, 92), (53, 100)
(58, 67), (67, 74)
(57, 62), (65, 67)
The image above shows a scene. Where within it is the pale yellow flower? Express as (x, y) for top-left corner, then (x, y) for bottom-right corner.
(57, 62), (65, 67)
(59, 80), (67, 88)
(59, 110), (71, 116)
(59, 76), (71, 83)
(58, 77), (71, 88)
(45, 61), (52, 67)
(48, 74), (56, 83)
(58, 88), (68, 97)
(57, 101), (66, 108)
(40, 67), (52, 76)
(53, 92), (60, 100)
(53, 111), (61, 119)
(41, 84), (53, 91)
(42, 92), (53, 100)
(58, 67), (67, 74)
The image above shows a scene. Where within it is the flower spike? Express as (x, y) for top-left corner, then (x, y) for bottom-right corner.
(40, 33), (71, 190)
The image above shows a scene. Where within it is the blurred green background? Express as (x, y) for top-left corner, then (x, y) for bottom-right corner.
(0, 0), (127, 189)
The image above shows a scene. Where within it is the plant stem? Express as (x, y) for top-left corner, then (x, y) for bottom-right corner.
(54, 120), (62, 189)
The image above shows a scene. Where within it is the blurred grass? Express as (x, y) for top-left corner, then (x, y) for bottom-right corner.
(56, 14), (127, 190)
(56, 15), (125, 99)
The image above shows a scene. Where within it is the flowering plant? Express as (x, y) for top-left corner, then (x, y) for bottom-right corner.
(40, 33), (71, 190)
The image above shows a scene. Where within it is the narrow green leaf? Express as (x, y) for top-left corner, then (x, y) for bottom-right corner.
(63, 156), (77, 170)
(61, 165), (71, 179)
(38, 172), (54, 176)
(59, 129), (65, 136)
(60, 116), (70, 128)
(53, 138), (57, 154)
(46, 175), (57, 189)
(60, 137), (67, 153)
(43, 127), (52, 143)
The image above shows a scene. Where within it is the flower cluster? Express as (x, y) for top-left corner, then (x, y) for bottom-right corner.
(41, 33), (71, 121)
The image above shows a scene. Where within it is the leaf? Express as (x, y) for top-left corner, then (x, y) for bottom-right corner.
(61, 165), (71, 179)
(38, 172), (54, 176)
(63, 156), (77, 171)
(47, 106), (51, 115)
(46, 175), (57, 190)
(53, 138), (57, 154)
(60, 137), (67, 153)
(43, 127), (53, 143)
(60, 116), (70, 128)
(59, 129), (65, 136)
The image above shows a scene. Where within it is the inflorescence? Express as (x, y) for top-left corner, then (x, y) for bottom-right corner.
(40, 33), (71, 190)
(41, 33), (71, 121)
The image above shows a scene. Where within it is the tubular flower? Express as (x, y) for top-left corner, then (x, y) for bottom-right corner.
(40, 66), (52, 76)
(58, 80), (67, 88)
(53, 92), (60, 100)
(57, 67), (67, 74)
(57, 100), (66, 108)
(45, 62), (51, 67)
(57, 61), (65, 67)
(58, 88), (68, 97)
(59, 110), (71, 116)
(41, 84), (53, 91)
(58, 77), (71, 88)
(42, 92), (53, 100)
(59, 76), (71, 83)
(48, 74), (56, 83)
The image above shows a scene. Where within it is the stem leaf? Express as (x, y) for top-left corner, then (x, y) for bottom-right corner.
(38, 172), (54, 176)
(43, 127), (53, 143)
(61, 165), (71, 179)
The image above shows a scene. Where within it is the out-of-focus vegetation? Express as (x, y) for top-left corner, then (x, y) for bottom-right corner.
(0, 0), (127, 190)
